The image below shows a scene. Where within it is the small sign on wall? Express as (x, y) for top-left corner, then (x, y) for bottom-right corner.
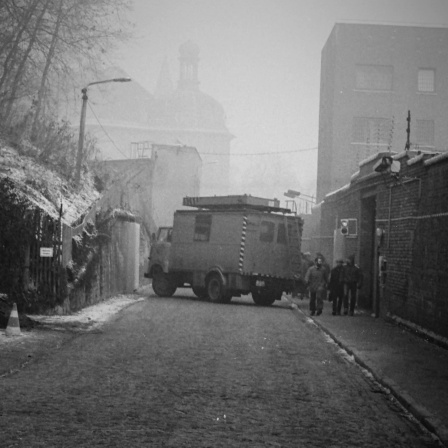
(40, 247), (54, 257)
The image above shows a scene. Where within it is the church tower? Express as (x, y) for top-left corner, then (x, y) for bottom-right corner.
(147, 42), (233, 196)
(178, 41), (200, 90)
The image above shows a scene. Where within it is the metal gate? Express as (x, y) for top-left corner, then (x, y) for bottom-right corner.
(27, 209), (64, 306)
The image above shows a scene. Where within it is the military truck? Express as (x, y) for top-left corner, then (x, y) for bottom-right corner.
(145, 195), (304, 306)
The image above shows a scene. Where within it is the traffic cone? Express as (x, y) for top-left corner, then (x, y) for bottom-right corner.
(5, 303), (21, 337)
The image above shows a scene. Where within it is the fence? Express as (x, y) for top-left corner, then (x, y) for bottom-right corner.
(27, 209), (64, 307)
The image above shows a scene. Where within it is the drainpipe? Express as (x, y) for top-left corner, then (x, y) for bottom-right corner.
(387, 187), (392, 249)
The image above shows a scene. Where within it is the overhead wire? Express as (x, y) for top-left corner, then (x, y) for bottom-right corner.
(87, 102), (129, 159)
(199, 147), (317, 156)
(84, 105), (317, 159)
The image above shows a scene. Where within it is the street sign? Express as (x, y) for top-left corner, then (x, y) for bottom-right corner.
(40, 247), (54, 257)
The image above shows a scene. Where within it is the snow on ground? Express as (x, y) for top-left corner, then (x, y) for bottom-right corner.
(0, 294), (146, 345)
(30, 294), (146, 329)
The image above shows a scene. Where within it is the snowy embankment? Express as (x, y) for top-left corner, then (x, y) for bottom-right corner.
(0, 141), (100, 225)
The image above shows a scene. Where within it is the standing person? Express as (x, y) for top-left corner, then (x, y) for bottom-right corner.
(328, 259), (345, 315)
(304, 256), (329, 316)
(341, 255), (363, 316)
(316, 252), (331, 277)
(300, 252), (314, 299)
(315, 253), (330, 302)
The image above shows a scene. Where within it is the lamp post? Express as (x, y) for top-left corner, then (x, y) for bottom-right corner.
(75, 77), (131, 187)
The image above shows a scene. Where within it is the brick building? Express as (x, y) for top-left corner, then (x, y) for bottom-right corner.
(317, 22), (448, 202)
(315, 149), (448, 338)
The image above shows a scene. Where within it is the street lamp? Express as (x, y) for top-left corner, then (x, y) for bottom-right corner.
(75, 77), (131, 187)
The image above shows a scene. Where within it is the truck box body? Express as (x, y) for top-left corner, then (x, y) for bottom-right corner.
(146, 195), (304, 305)
(170, 209), (297, 279)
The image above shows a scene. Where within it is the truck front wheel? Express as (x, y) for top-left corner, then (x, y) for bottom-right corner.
(206, 274), (229, 304)
(152, 267), (177, 297)
(192, 286), (206, 298)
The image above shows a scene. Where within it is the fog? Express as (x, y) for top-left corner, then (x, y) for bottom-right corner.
(111, 0), (448, 205)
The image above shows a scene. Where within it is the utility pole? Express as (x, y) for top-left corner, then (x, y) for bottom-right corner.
(405, 110), (411, 151)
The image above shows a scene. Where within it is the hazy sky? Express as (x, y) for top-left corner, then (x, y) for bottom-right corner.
(112, 0), (448, 204)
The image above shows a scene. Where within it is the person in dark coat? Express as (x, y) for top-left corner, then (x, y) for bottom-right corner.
(304, 256), (329, 316)
(328, 259), (345, 315)
(341, 255), (363, 316)
(315, 252), (331, 277)
(299, 252), (314, 299)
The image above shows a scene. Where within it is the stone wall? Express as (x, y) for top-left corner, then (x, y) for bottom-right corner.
(56, 213), (141, 315)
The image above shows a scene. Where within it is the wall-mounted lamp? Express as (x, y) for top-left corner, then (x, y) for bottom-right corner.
(373, 156), (401, 176)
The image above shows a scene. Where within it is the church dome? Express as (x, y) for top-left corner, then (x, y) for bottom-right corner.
(148, 42), (229, 133)
(148, 89), (227, 131)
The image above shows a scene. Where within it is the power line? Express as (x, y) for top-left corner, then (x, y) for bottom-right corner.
(199, 147), (317, 156)
(87, 103), (129, 159)
(83, 109), (317, 159)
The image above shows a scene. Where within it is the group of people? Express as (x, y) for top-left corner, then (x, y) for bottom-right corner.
(302, 253), (363, 317)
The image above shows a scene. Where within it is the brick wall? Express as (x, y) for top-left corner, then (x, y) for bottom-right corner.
(316, 151), (448, 338)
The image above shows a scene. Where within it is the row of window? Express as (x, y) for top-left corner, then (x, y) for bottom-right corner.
(193, 215), (289, 244)
(352, 117), (434, 147)
(355, 65), (435, 93)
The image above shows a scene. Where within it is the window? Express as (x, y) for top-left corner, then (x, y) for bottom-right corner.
(194, 214), (212, 241)
(418, 69), (435, 92)
(355, 65), (393, 91)
(352, 117), (392, 145)
(277, 223), (287, 244)
(158, 228), (172, 242)
(260, 221), (275, 243)
(415, 120), (434, 147)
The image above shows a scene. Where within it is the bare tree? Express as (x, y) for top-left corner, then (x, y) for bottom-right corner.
(0, 0), (132, 128)
(3, 0), (52, 124)
(0, 0), (42, 109)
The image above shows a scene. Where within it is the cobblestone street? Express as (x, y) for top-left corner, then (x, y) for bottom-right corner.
(0, 291), (439, 447)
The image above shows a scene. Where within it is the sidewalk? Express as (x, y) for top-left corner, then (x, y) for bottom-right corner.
(0, 293), (145, 378)
(289, 295), (448, 446)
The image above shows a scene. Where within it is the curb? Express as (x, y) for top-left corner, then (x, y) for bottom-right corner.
(284, 296), (448, 447)
(315, 320), (448, 447)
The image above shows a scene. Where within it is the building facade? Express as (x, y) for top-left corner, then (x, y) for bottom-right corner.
(317, 23), (448, 202)
(313, 149), (448, 339)
(76, 42), (232, 197)
(99, 144), (201, 230)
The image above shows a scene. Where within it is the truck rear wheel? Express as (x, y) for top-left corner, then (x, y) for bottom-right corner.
(152, 267), (177, 297)
(251, 289), (278, 306)
(206, 274), (228, 304)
